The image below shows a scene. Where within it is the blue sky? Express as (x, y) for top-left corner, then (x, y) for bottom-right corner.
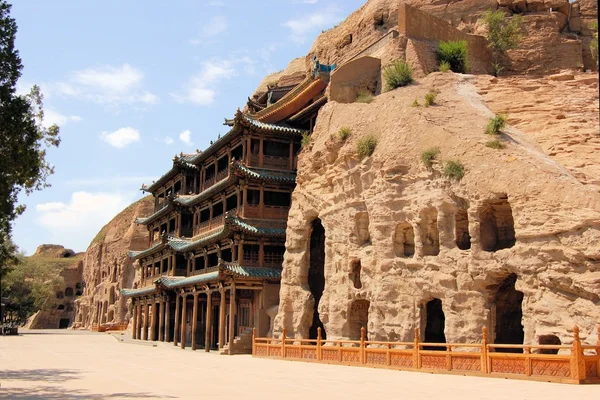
(11, 0), (366, 255)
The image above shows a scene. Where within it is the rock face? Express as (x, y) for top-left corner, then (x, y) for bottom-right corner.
(73, 196), (153, 329)
(24, 245), (83, 329)
(273, 72), (600, 346)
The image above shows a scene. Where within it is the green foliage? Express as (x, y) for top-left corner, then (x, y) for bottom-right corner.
(424, 91), (437, 107)
(590, 21), (598, 66)
(383, 60), (414, 90)
(439, 60), (451, 72)
(491, 62), (504, 77)
(486, 139), (505, 149)
(301, 132), (311, 148)
(482, 9), (524, 73)
(486, 114), (506, 135)
(411, 99), (420, 107)
(421, 147), (440, 169)
(355, 91), (374, 103)
(0, 1), (60, 272)
(443, 160), (465, 180)
(437, 40), (468, 73)
(338, 127), (351, 141)
(356, 135), (377, 158)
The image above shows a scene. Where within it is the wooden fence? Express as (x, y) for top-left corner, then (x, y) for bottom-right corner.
(91, 323), (128, 333)
(253, 326), (600, 385)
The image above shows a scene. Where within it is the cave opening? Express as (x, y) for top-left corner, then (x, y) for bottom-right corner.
(424, 298), (446, 350)
(348, 299), (369, 340)
(480, 196), (516, 252)
(493, 273), (524, 353)
(308, 218), (326, 340)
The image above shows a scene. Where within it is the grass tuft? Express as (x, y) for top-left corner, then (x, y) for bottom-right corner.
(301, 132), (311, 148)
(424, 91), (437, 107)
(486, 114), (506, 135)
(421, 147), (440, 169)
(444, 160), (465, 180)
(383, 60), (414, 90)
(356, 135), (377, 158)
(485, 139), (505, 149)
(355, 91), (374, 104)
(439, 60), (451, 72)
(338, 127), (351, 141)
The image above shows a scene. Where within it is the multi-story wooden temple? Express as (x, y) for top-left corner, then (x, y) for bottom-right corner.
(122, 61), (334, 354)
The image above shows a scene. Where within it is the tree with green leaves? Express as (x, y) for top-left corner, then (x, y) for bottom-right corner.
(481, 9), (524, 76)
(590, 21), (598, 67)
(0, 1), (60, 272)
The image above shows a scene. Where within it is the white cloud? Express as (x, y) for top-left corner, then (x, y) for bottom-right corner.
(47, 63), (158, 107)
(283, 7), (342, 43)
(172, 56), (254, 105)
(65, 176), (158, 187)
(100, 127), (141, 149)
(190, 16), (228, 46)
(155, 136), (174, 145)
(42, 108), (82, 128)
(36, 191), (135, 251)
(179, 129), (193, 145)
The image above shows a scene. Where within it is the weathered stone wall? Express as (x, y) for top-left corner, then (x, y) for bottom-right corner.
(273, 73), (600, 347)
(398, 4), (493, 74)
(328, 56), (382, 102)
(73, 196), (153, 329)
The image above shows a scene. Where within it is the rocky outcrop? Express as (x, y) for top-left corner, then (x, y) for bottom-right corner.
(73, 196), (153, 329)
(273, 72), (600, 346)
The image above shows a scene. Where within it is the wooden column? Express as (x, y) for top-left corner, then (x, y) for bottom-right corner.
(238, 240), (244, 263)
(246, 136), (252, 166)
(136, 303), (142, 340)
(259, 186), (264, 218)
(165, 297), (171, 342)
(149, 301), (157, 341)
(131, 301), (138, 340)
(219, 288), (226, 349)
(180, 294), (187, 349)
(173, 294), (180, 346)
(259, 240), (265, 268)
(259, 137), (264, 167)
(192, 292), (199, 351)
(142, 301), (149, 340)
(158, 300), (165, 342)
(205, 291), (213, 352)
(228, 282), (236, 355)
(289, 141), (294, 169)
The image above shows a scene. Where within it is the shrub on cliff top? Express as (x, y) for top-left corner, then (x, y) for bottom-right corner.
(444, 160), (465, 180)
(486, 114), (506, 135)
(355, 91), (374, 103)
(384, 60), (413, 90)
(437, 40), (468, 74)
(356, 135), (377, 158)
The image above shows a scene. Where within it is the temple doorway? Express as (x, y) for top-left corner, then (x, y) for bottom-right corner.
(59, 318), (70, 329)
(423, 298), (446, 350)
(308, 218), (326, 340)
(348, 299), (369, 340)
(493, 273), (524, 353)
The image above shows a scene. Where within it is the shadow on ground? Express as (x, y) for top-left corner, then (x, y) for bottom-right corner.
(0, 369), (81, 383)
(0, 386), (175, 399)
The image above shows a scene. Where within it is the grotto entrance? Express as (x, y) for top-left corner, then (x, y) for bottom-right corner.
(480, 196), (516, 252)
(493, 273), (524, 353)
(308, 218), (326, 340)
(423, 298), (446, 350)
(348, 299), (369, 340)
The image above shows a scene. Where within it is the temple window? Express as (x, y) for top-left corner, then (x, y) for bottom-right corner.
(161, 258), (168, 273)
(247, 189), (260, 206)
(213, 202), (224, 218)
(264, 140), (290, 158)
(200, 208), (210, 223)
(264, 245), (285, 266)
(207, 252), (219, 267)
(56, 291), (64, 299)
(243, 244), (259, 265)
(57, 304), (65, 310)
(226, 194), (237, 212)
(181, 212), (193, 237)
(264, 191), (291, 207)
(231, 144), (243, 160)
(205, 164), (216, 182)
(194, 256), (205, 271)
(217, 155), (228, 174)
(173, 180), (182, 196)
(480, 195), (516, 252)
(221, 248), (232, 263)
(168, 219), (176, 235)
(65, 287), (74, 297)
(176, 255), (187, 272)
(251, 139), (260, 155)
(160, 222), (168, 235)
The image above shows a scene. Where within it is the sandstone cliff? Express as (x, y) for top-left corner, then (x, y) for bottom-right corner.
(274, 71), (600, 346)
(73, 196), (153, 329)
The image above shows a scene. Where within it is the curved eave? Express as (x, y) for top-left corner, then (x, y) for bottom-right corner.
(174, 174), (236, 207)
(226, 215), (286, 237)
(142, 158), (198, 194)
(222, 264), (281, 281)
(135, 202), (173, 225)
(288, 95), (328, 123)
(128, 241), (166, 260)
(121, 286), (157, 297)
(231, 162), (296, 185)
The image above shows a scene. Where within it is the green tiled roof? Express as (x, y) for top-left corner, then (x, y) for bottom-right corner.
(142, 155), (198, 194)
(121, 286), (157, 297)
(158, 272), (220, 289)
(173, 174), (235, 207)
(226, 214), (286, 236)
(232, 162), (296, 184)
(128, 240), (164, 259)
(223, 264), (281, 280)
(135, 202), (172, 225)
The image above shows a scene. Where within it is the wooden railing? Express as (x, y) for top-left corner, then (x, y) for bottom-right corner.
(92, 322), (128, 333)
(253, 326), (600, 385)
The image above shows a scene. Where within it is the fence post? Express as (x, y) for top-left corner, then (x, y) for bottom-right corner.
(447, 344), (452, 371)
(481, 327), (489, 374)
(317, 327), (322, 361)
(360, 327), (366, 365)
(281, 327), (286, 359)
(252, 327), (256, 356)
(524, 347), (531, 376)
(570, 325), (586, 383)
(413, 327), (420, 369)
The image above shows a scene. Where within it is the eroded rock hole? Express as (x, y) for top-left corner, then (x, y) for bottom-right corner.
(455, 208), (471, 250)
(394, 223), (415, 257)
(348, 299), (369, 340)
(420, 208), (439, 256)
(355, 212), (370, 245)
(494, 273), (524, 353)
(424, 298), (446, 350)
(480, 196), (516, 252)
(308, 218), (326, 340)
(349, 259), (362, 289)
(538, 334), (561, 354)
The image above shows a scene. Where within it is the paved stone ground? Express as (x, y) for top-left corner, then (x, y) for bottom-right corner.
(0, 330), (597, 399)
